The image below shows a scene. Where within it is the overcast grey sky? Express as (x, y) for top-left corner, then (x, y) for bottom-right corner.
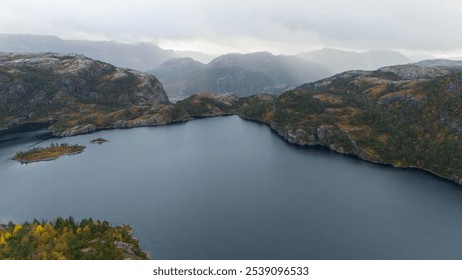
(1, 0), (461, 57)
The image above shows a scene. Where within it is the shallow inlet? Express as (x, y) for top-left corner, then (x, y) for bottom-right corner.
(1, 116), (462, 259)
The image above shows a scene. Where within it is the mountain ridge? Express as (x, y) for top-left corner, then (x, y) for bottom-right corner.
(150, 52), (331, 99)
(0, 34), (214, 70)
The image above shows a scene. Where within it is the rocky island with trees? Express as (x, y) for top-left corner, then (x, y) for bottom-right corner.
(12, 143), (86, 164)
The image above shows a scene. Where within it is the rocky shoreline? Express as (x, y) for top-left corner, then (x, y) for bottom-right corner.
(240, 115), (462, 186)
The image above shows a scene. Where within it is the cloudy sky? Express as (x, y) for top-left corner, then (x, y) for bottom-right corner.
(1, 0), (461, 57)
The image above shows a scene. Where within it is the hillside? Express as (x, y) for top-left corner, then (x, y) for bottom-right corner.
(153, 62), (462, 185)
(150, 52), (331, 99)
(297, 48), (411, 74)
(0, 52), (169, 136)
(237, 64), (462, 185)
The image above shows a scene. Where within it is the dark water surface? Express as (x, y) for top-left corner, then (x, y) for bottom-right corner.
(1, 116), (462, 259)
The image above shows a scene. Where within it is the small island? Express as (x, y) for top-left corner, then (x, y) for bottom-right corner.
(13, 143), (85, 164)
(90, 137), (109, 145)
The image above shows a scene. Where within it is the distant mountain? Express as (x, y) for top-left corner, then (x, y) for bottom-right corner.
(0, 34), (215, 71)
(297, 48), (411, 74)
(151, 57), (207, 98)
(175, 51), (216, 64)
(405, 53), (435, 62)
(150, 52), (331, 99)
(209, 52), (330, 85)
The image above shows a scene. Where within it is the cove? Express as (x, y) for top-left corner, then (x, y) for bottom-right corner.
(1, 116), (462, 259)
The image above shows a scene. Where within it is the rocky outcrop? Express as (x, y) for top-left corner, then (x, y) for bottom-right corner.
(0, 52), (168, 136)
(377, 65), (449, 80)
(114, 241), (144, 260)
(57, 124), (97, 137)
(413, 59), (462, 68)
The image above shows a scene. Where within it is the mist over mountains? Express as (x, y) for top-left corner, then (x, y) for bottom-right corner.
(150, 49), (415, 99)
(0, 34), (214, 71)
(0, 34), (427, 99)
(296, 48), (412, 74)
(150, 52), (331, 99)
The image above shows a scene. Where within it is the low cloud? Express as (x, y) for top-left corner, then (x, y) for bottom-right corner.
(1, 0), (461, 55)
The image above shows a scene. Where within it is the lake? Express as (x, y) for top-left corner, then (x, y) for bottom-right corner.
(1, 116), (462, 259)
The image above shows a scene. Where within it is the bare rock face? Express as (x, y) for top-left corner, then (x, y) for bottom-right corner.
(114, 241), (142, 260)
(0, 52), (168, 134)
(377, 65), (449, 80)
(57, 124), (97, 137)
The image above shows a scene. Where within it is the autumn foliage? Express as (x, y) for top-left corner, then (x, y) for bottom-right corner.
(0, 217), (147, 260)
